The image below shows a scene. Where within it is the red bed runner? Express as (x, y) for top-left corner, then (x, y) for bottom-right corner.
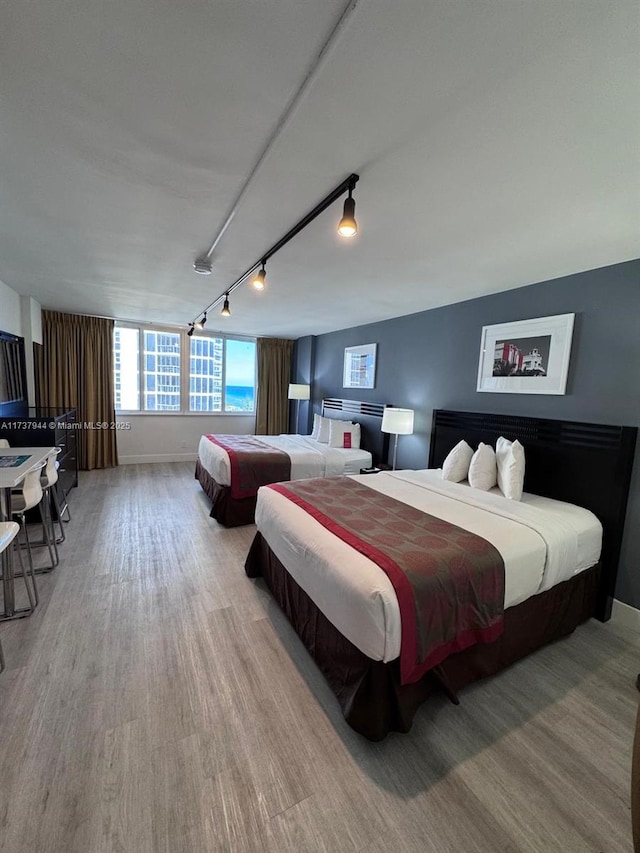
(268, 477), (505, 685)
(206, 435), (291, 500)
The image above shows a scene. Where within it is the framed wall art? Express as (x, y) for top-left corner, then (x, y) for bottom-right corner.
(343, 343), (377, 389)
(477, 313), (575, 395)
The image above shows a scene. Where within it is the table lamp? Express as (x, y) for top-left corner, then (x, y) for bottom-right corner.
(381, 407), (414, 470)
(288, 384), (310, 434)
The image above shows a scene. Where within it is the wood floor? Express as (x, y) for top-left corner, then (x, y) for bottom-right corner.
(0, 462), (638, 852)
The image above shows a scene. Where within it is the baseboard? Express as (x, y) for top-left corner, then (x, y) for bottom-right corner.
(118, 453), (198, 465)
(611, 599), (640, 633)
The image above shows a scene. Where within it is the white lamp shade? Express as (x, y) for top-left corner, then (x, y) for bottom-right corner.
(288, 383), (310, 400)
(381, 407), (414, 435)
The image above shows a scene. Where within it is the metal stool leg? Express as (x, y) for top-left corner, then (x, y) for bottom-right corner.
(15, 535), (37, 609)
(35, 502), (57, 572)
(39, 495), (59, 567)
(14, 506), (58, 576)
(10, 518), (37, 612)
(55, 482), (70, 524)
(0, 635), (5, 673)
(0, 520), (36, 620)
(21, 516), (36, 584)
(50, 486), (66, 543)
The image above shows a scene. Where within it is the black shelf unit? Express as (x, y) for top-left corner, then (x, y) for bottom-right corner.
(0, 407), (78, 499)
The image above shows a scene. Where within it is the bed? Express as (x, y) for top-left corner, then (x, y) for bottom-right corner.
(244, 409), (637, 740)
(195, 399), (388, 527)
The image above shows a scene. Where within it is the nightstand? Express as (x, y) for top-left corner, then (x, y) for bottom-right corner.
(359, 464), (392, 474)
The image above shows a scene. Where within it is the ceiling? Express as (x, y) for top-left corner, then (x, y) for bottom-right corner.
(0, 0), (638, 338)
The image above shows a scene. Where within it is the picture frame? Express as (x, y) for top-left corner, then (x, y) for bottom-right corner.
(343, 343), (377, 389)
(477, 313), (575, 395)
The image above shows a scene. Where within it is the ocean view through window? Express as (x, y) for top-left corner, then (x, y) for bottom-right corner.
(114, 324), (256, 414)
(224, 338), (256, 412)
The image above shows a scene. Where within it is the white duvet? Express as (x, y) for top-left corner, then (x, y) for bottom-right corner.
(255, 468), (602, 663)
(197, 433), (372, 486)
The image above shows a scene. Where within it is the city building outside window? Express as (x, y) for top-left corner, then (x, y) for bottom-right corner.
(113, 325), (256, 414)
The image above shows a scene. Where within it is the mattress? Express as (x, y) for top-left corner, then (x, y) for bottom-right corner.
(197, 433), (372, 486)
(254, 468), (603, 663)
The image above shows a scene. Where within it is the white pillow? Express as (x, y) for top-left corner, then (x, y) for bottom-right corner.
(442, 440), (474, 483)
(310, 413), (323, 440)
(316, 416), (331, 444)
(328, 420), (361, 449)
(468, 443), (497, 491)
(496, 436), (525, 500)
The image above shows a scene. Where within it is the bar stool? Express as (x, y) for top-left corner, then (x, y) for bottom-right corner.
(40, 448), (64, 550)
(11, 461), (56, 577)
(0, 520), (31, 652)
(1, 523), (23, 668)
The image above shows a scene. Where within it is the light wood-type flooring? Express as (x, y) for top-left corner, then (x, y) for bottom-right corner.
(0, 462), (638, 852)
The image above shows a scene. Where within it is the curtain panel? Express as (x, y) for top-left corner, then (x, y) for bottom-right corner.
(255, 338), (294, 435)
(36, 310), (118, 470)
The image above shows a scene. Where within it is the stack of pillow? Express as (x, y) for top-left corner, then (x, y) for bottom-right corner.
(441, 437), (525, 500)
(310, 414), (361, 450)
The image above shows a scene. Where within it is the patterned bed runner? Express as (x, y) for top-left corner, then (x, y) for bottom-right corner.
(206, 435), (291, 499)
(268, 477), (505, 685)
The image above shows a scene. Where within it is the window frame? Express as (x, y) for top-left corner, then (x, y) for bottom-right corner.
(114, 322), (257, 416)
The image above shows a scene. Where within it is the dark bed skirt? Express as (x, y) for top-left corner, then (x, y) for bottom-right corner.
(195, 459), (256, 527)
(245, 532), (599, 740)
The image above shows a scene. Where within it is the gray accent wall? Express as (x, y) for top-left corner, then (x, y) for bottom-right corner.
(296, 260), (640, 607)
(290, 335), (315, 434)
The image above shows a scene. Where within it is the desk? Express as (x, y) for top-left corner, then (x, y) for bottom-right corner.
(0, 447), (54, 619)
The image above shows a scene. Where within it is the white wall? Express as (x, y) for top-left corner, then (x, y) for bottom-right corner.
(29, 298), (42, 344)
(116, 413), (256, 464)
(20, 295), (42, 405)
(0, 278), (22, 335)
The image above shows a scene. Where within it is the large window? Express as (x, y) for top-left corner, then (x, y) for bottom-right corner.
(224, 338), (256, 412)
(144, 330), (180, 411)
(113, 326), (140, 410)
(114, 325), (256, 414)
(189, 335), (223, 411)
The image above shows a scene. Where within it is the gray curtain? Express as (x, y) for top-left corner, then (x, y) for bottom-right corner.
(255, 337), (294, 435)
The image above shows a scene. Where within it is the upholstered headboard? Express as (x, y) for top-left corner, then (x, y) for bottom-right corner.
(428, 409), (637, 622)
(321, 398), (390, 466)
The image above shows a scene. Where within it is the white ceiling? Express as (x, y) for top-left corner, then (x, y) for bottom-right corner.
(0, 0), (638, 338)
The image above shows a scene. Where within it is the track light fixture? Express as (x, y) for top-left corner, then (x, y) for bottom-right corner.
(188, 173), (359, 329)
(195, 312), (207, 330)
(251, 262), (267, 291)
(187, 323), (195, 337)
(337, 186), (357, 237)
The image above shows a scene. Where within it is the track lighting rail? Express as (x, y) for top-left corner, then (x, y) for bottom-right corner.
(189, 173), (359, 325)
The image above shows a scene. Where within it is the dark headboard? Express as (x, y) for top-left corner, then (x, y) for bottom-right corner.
(428, 409), (637, 622)
(321, 398), (389, 466)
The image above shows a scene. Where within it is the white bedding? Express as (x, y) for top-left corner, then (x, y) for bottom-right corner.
(197, 433), (372, 487)
(254, 468), (602, 663)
